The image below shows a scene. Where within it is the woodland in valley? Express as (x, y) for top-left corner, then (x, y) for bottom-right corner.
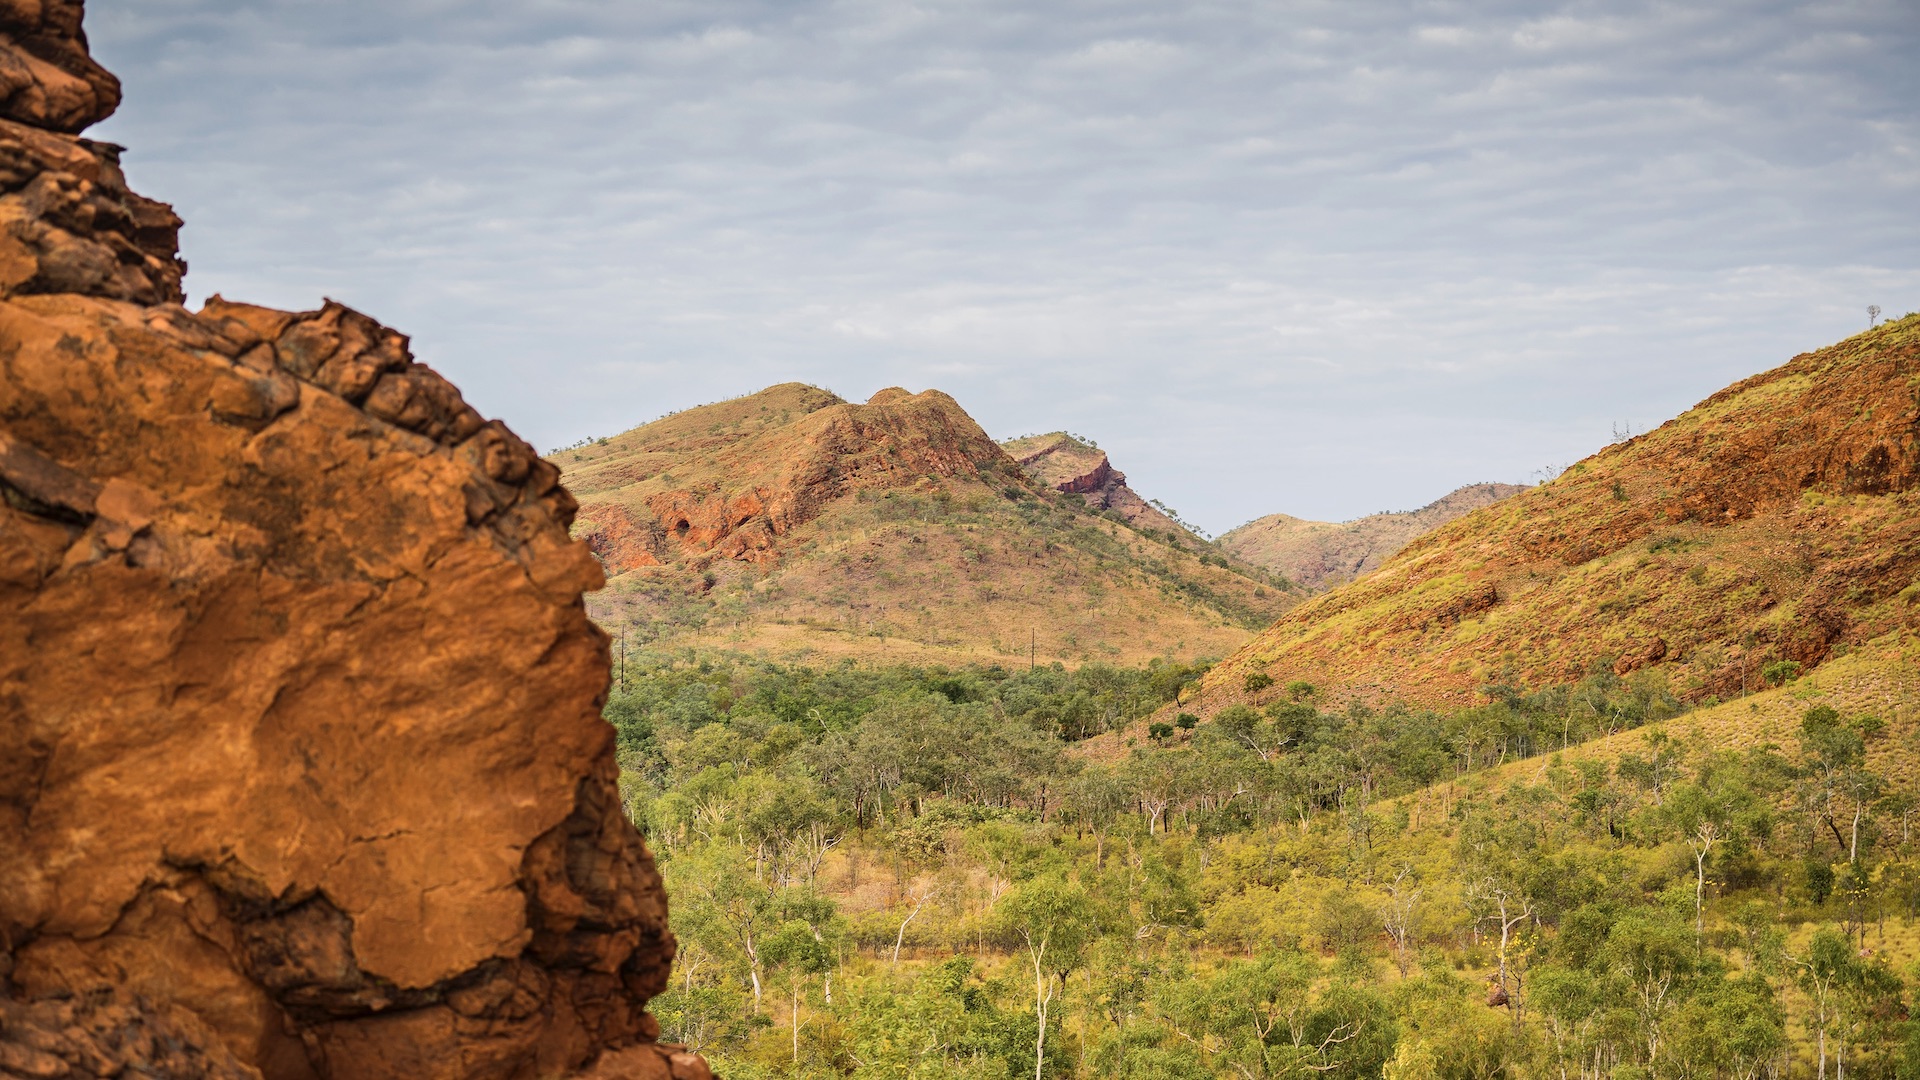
(607, 647), (1920, 1080)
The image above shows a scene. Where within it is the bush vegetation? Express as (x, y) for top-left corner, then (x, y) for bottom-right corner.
(610, 650), (1920, 1079)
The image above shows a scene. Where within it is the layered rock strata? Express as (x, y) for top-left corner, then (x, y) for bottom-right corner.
(1000, 431), (1190, 538)
(0, 0), (120, 134)
(0, 5), (699, 1078)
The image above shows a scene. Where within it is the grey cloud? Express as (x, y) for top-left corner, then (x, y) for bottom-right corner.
(85, 0), (1920, 529)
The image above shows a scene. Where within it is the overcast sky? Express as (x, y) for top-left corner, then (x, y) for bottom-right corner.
(87, 0), (1918, 531)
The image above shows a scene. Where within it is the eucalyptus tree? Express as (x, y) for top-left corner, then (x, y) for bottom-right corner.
(1660, 757), (1766, 940)
(997, 873), (1100, 1080)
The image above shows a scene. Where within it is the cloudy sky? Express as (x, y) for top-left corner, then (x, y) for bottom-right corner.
(87, 0), (1918, 531)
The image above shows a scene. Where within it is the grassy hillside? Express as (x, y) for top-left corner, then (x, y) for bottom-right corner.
(1219, 482), (1525, 592)
(1436, 632), (1920, 811)
(1191, 316), (1920, 713)
(557, 385), (1298, 665)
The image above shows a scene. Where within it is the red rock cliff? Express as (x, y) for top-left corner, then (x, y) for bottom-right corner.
(0, 6), (700, 1078)
(1000, 432), (1191, 539)
(568, 384), (1030, 575)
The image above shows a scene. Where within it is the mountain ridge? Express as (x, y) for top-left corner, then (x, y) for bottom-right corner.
(558, 385), (1299, 665)
(1000, 431), (1198, 541)
(1184, 316), (1920, 712)
(1220, 481), (1527, 591)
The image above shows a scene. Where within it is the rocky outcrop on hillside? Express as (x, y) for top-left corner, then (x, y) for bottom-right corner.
(555, 387), (1294, 665)
(0, 6), (700, 1078)
(572, 385), (1032, 575)
(1220, 482), (1526, 591)
(1000, 432), (1191, 538)
(1195, 319), (1920, 711)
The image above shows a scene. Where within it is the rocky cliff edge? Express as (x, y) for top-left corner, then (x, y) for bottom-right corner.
(999, 432), (1192, 539)
(0, 5), (700, 1078)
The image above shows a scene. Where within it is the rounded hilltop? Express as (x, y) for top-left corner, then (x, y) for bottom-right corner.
(556, 384), (1298, 665)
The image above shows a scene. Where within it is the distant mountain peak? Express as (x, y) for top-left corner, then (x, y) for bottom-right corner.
(562, 385), (1019, 573)
(1221, 482), (1526, 591)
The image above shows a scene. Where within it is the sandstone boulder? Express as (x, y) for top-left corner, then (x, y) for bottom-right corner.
(0, 5), (695, 1077)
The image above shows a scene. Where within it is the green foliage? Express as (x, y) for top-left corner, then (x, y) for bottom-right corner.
(607, 651), (1203, 758)
(620, 653), (1920, 1080)
(1762, 658), (1803, 686)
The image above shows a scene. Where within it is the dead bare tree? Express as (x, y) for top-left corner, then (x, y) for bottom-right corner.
(891, 880), (939, 966)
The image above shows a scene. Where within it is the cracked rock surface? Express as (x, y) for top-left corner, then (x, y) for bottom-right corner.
(0, 4), (701, 1077)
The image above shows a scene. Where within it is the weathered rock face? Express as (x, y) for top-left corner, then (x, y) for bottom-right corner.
(0, 0), (119, 134)
(0, 993), (259, 1079)
(0, 6), (700, 1078)
(999, 432), (1191, 539)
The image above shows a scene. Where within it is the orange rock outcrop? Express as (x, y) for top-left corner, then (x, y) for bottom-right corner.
(0, 0), (119, 134)
(1000, 432), (1191, 538)
(571, 385), (1027, 575)
(0, 6), (700, 1078)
